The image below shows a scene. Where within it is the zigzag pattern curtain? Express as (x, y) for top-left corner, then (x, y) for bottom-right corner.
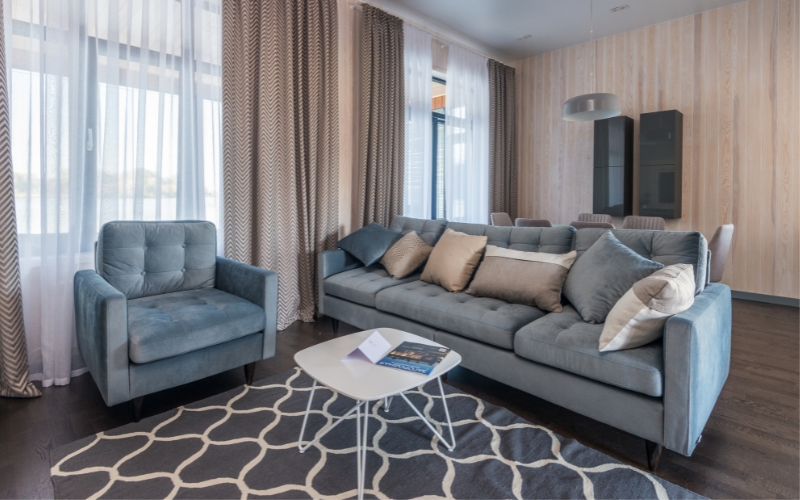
(358, 4), (404, 227)
(0, 0), (39, 398)
(488, 59), (517, 220)
(221, 0), (338, 329)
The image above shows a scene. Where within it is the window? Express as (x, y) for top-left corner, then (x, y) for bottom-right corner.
(431, 77), (446, 219)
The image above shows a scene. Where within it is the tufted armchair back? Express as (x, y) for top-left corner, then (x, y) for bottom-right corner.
(95, 220), (217, 299)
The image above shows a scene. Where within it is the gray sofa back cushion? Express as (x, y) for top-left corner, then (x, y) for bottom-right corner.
(96, 220), (217, 299)
(573, 228), (708, 294)
(445, 222), (575, 254)
(389, 216), (448, 246)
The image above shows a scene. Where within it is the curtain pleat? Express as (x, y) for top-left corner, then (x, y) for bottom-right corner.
(488, 59), (517, 221)
(358, 5), (404, 228)
(221, 0), (339, 330)
(0, 0), (39, 398)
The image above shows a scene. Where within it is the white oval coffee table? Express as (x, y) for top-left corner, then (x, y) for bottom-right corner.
(294, 328), (461, 500)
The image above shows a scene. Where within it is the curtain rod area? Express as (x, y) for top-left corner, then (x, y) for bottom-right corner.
(351, 0), (509, 65)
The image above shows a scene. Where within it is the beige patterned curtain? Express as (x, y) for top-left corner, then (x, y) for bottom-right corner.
(488, 59), (517, 220)
(221, 0), (339, 329)
(0, 0), (40, 398)
(358, 5), (404, 227)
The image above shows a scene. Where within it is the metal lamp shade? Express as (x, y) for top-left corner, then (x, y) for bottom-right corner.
(562, 93), (621, 121)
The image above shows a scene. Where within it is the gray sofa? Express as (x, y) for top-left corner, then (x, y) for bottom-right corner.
(75, 221), (278, 420)
(319, 216), (731, 468)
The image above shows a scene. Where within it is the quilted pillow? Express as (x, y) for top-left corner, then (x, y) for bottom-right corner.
(421, 229), (487, 292)
(380, 231), (433, 279)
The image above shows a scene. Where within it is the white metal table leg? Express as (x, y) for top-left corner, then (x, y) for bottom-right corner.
(298, 380), (363, 453)
(383, 395), (393, 412)
(398, 375), (456, 451)
(359, 399), (369, 500)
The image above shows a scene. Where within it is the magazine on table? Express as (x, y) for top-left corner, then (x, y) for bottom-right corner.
(377, 341), (451, 376)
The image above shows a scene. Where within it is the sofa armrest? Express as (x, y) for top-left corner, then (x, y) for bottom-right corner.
(317, 249), (363, 315)
(663, 283), (732, 456)
(215, 256), (278, 358)
(74, 270), (129, 406)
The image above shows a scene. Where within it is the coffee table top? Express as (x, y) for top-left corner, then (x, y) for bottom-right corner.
(294, 328), (461, 401)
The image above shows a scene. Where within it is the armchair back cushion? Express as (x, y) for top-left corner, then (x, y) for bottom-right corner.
(96, 220), (217, 299)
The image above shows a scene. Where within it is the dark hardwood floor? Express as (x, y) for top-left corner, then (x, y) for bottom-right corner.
(1, 299), (797, 499)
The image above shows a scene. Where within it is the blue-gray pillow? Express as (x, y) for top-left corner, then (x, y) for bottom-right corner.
(337, 222), (402, 266)
(563, 231), (664, 324)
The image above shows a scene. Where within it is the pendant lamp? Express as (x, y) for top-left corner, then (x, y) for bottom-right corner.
(562, 0), (621, 122)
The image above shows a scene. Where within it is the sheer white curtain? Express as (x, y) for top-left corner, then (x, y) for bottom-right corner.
(402, 23), (432, 219)
(444, 45), (489, 223)
(5, 0), (223, 387)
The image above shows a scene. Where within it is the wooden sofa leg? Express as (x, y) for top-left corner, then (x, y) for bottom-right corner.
(645, 440), (663, 472)
(331, 318), (340, 336)
(244, 362), (256, 386)
(132, 396), (144, 422)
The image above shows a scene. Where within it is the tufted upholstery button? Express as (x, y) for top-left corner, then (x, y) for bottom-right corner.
(182, 244), (186, 248)
(181, 268), (186, 272)
(141, 271), (146, 276)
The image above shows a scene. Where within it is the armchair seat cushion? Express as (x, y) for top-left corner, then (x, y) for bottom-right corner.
(375, 280), (545, 350)
(128, 288), (266, 364)
(514, 306), (664, 397)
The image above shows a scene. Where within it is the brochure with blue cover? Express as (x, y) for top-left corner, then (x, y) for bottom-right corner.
(377, 341), (451, 376)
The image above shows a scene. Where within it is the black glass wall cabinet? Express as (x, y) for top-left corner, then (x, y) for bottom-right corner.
(639, 110), (683, 219)
(593, 115), (633, 216)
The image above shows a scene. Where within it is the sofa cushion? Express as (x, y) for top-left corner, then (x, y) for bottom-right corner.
(563, 231), (664, 324)
(514, 306), (664, 397)
(573, 228), (708, 294)
(380, 231), (433, 279)
(324, 265), (421, 308)
(337, 222), (402, 266)
(421, 229), (488, 292)
(96, 220), (217, 300)
(389, 216), (448, 246)
(128, 288), (266, 364)
(445, 222), (575, 253)
(376, 280), (545, 350)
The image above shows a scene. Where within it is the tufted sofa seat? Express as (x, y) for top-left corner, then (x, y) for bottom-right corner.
(323, 265), (421, 308)
(375, 280), (544, 350)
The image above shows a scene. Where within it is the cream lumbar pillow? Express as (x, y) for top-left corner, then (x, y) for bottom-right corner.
(599, 263), (695, 352)
(466, 246), (577, 312)
(380, 231), (433, 279)
(421, 229), (488, 292)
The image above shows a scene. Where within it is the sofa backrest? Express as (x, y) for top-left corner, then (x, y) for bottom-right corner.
(389, 216), (448, 246)
(95, 220), (217, 299)
(444, 222), (575, 254)
(572, 228), (709, 294)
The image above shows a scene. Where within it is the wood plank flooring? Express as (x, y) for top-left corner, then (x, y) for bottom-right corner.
(0, 299), (797, 499)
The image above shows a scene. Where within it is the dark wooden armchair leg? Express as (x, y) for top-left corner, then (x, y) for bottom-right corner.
(645, 440), (663, 472)
(244, 362), (257, 386)
(132, 396), (144, 422)
(331, 317), (340, 336)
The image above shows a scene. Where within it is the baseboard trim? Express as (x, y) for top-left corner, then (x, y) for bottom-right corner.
(731, 290), (799, 307)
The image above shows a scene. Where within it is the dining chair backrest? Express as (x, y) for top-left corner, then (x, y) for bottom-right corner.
(490, 212), (513, 227)
(622, 216), (666, 231)
(515, 218), (553, 228)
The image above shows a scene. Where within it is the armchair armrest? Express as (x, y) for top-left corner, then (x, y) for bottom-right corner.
(317, 249), (363, 315)
(215, 256), (278, 359)
(663, 283), (732, 456)
(74, 270), (129, 406)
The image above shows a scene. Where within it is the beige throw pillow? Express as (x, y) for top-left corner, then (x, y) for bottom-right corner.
(380, 231), (433, 279)
(467, 246), (576, 312)
(599, 263), (695, 352)
(421, 229), (487, 292)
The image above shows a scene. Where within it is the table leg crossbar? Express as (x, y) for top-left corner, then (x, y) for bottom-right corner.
(298, 380), (365, 454)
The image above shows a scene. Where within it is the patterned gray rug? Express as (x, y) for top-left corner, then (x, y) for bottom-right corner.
(51, 367), (701, 499)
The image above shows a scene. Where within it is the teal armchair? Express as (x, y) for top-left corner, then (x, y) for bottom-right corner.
(74, 220), (278, 420)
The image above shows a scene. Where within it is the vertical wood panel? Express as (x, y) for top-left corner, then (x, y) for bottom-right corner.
(514, 0), (799, 299)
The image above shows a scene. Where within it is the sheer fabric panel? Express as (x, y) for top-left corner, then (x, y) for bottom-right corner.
(402, 24), (432, 220)
(7, 0), (223, 386)
(444, 45), (489, 224)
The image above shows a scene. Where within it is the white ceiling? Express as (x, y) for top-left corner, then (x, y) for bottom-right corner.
(384, 0), (745, 61)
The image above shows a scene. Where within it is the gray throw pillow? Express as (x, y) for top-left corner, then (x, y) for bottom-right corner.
(336, 222), (402, 266)
(563, 231), (664, 324)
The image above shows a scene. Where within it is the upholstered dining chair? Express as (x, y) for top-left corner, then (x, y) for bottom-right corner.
(515, 218), (553, 228)
(570, 220), (615, 229)
(622, 215), (666, 231)
(490, 212), (514, 226)
(74, 220), (278, 421)
(709, 224), (735, 283)
(577, 213), (613, 224)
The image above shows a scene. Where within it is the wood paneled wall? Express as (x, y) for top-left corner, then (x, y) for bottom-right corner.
(513, 0), (799, 299)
